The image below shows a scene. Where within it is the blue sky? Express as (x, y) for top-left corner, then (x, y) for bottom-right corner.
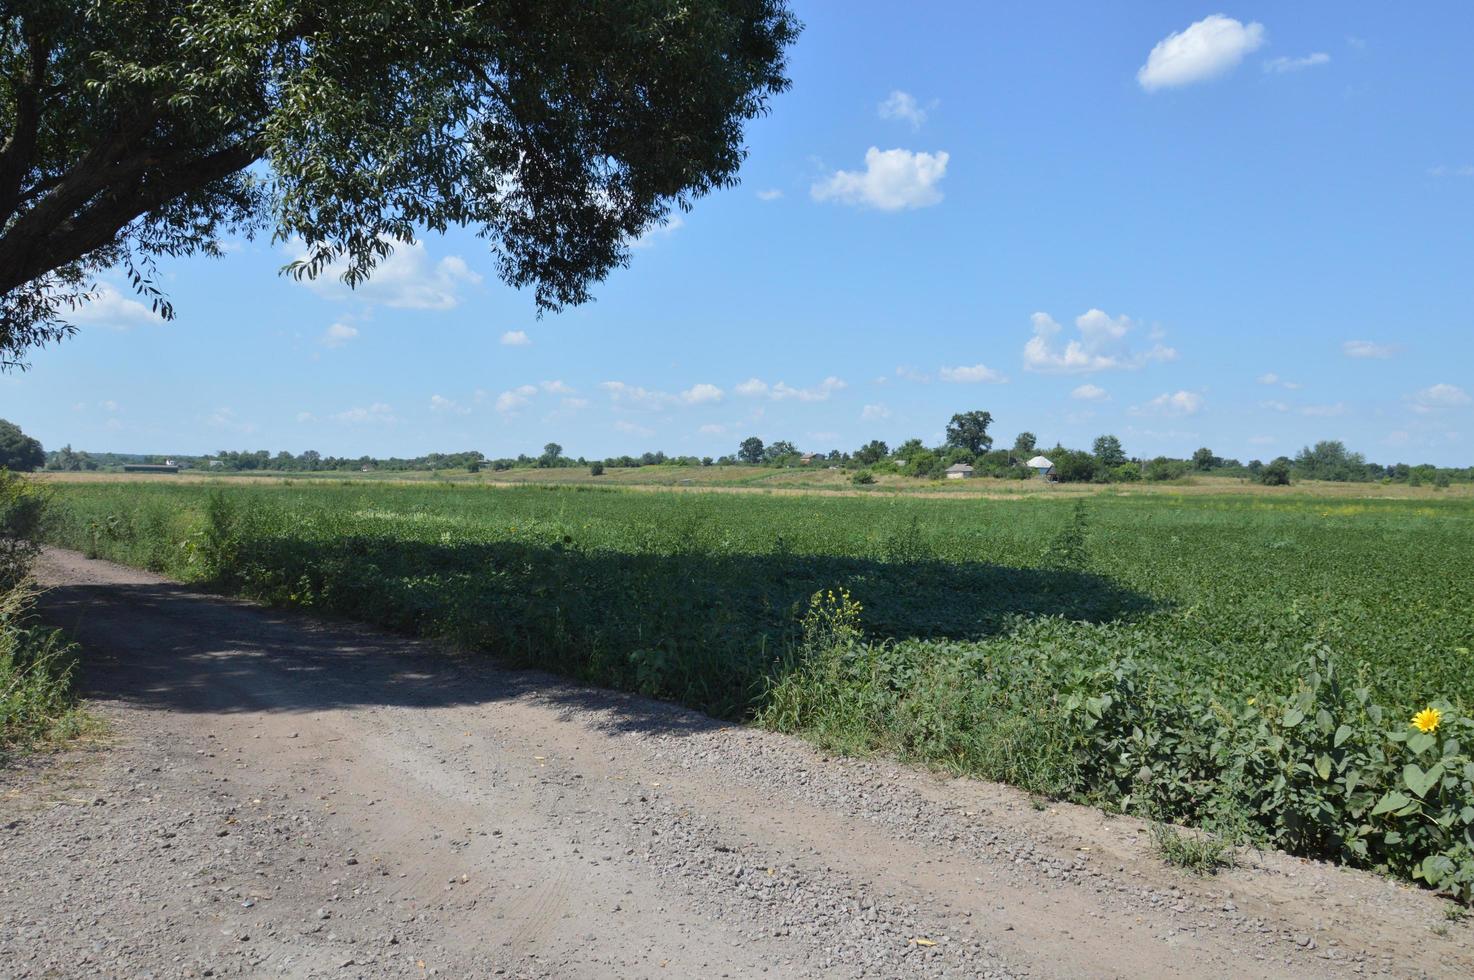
(5, 3), (1473, 464)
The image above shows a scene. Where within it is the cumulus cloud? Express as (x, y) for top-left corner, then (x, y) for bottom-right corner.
(1071, 383), (1108, 401)
(1137, 14), (1265, 92)
(680, 383), (724, 405)
(296, 238), (481, 309)
(495, 385), (538, 414)
(332, 402), (397, 424)
(811, 148), (949, 211)
(938, 363), (1008, 384)
(500, 330), (531, 347)
(67, 283), (166, 330)
(1257, 372), (1301, 390)
(877, 90), (928, 129)
(1409, 383), (1471, 414)
(600, 381), (676, 411)
(1023, 309), (1177, 373)
(1264, 52), (1330, 73)
(894, 366), (931, 383)
(861, 403), (892, 421)
(1134, 390), (1203, 416)
(614, 419), (655, 438)
(735, 377), (848, 402)
(429, 394), (470, 415)
(321, 322), (359, 348)
(756, 188), (784, 201)
(1343, 339), (1396, 359)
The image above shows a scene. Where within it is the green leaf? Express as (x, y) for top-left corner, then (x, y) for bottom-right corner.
(1372, 791), (1410, 816)
(1333, 723), (1353, 748)
(1315, 754), (1332, 781)
(1408, 732), (1435, 755)
(1282, 707), (1304, 727)
(1403, 762), (1444, 798)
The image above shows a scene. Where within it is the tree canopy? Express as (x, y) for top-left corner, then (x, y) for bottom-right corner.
(0, 1), (799, 367)
(0, 417), (43, 470)
(945, 410), (993, 455)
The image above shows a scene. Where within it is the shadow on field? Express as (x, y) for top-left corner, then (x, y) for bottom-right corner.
(37, 539), (1159, 730)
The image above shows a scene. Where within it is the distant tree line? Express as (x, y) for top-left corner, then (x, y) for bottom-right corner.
(21, 412), (1474, 488)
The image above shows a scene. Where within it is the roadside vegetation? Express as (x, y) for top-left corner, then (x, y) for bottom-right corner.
(0, 473), (88, 761)
(40, 478), (1474, 900)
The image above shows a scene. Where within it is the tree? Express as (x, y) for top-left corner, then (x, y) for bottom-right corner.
(537, 442), (563, 468)
(1260, 456), (1292, 486)
(765, 440), (798, 462)
(854, 440), (888, 465)
(589, 461), (604, 476)
(0, 2), (800, 369)
(945, 411), (994, 455)
(1052, 449), (1097, 483)
(1092, 434), (1126, 468)
(1191, 447), (1218, 471)
(1013, 431), (1037, 455)
(738, 437), (765, 464)
(0, 418), (43, 471)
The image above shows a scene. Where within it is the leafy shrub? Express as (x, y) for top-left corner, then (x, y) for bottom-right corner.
(1261, 457), (1292, 486)
(851, 470), (875, 486)
(590, 462), (605, 476)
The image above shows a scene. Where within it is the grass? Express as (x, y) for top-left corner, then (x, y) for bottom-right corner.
(34, 477), (1474, 899)
(1152, 824), (1236, 876)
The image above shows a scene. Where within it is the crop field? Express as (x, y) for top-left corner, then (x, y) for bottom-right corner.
(39, 479), (1474, 899)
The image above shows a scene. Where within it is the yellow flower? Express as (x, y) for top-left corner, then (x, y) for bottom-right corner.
(1411, 707), (1442, 733)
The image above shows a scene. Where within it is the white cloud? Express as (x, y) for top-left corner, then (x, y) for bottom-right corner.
(734, 378), (769, 398)
(1428, 164), (1474, 178)
(1260, 399), (1290, 413)
(296, 238), (481, 310)
(296, 411), (317, 423)
(321, 322), (359, 348)
(877, 90), (927, 129)
(614, 419), (655, 438)
(1137, 15), (1266, 92)
(1343, 339), (1396, 359)
(99, 399), (119, 413)
(68, 283), (166, 330)
(861, 403), (892, 421)
(332, 402), (397, 424)
(539, 380), (575, 395)
(680, 383), (724, 405)
(429, 394), (470, 415)
(811, 147), (949, 211)
(1300, 402), (1348, 417)
(1023, 309), (1177, 373)
(699, 423), (727, 435)
(630, 214), (684, 249)
(895, 365), (931, 383)
(600, 380), (676, 411)
(1257, 372), (1280, 385)
(1071, 383), (1108, 401)
(756, 189), (784, 202)
(733, 377), (845, 401)
(1134, 390), (1203, 416)
(1409, 383), (1471, 414)
(938, 363), (1007, 384)
(500, 330), (531, 347)
(1264, 52), (1330, 73)
(495, 384), (538, 415)
(207, 407), (257, 435)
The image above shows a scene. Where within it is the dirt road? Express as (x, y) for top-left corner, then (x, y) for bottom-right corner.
(3, 548), (1469, 978)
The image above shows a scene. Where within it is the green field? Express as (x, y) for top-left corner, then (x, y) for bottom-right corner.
(40, 479), (1474, 900)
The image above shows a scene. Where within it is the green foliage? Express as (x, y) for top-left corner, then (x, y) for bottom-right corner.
(1013, 432), (1037, 455)
(1092, 435), (1126, 468)
(854, 440), (889, 466)
(1051, 448), (1098, 483)
(39, 481), (1474, 899)
(589, 462), (605, 477)
(945, 411), (994, 455)
(738, 437), (765, 464)
(0, 419), (44, 471)
(1261, 457), (1292, 486)
(0, 471), (47, 587)
(851, 470), (876, 486)
(1153, 824), (1236, 875)
(1, 0), (800, 366)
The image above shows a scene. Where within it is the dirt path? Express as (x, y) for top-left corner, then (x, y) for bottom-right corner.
(4, 548), (1469, 978)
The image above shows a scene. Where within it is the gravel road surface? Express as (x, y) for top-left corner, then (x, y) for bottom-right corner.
(3, 547), (1470, 978)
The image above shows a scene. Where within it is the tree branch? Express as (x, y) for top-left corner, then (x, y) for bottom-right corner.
(0, 25), (50, 221)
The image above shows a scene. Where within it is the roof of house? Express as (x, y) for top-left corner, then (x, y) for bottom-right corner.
(945, 462), (974, 473)
(1026, 455), (1055, 469)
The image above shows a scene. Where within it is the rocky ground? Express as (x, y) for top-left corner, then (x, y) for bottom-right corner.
(2, 547), (1470, 978)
